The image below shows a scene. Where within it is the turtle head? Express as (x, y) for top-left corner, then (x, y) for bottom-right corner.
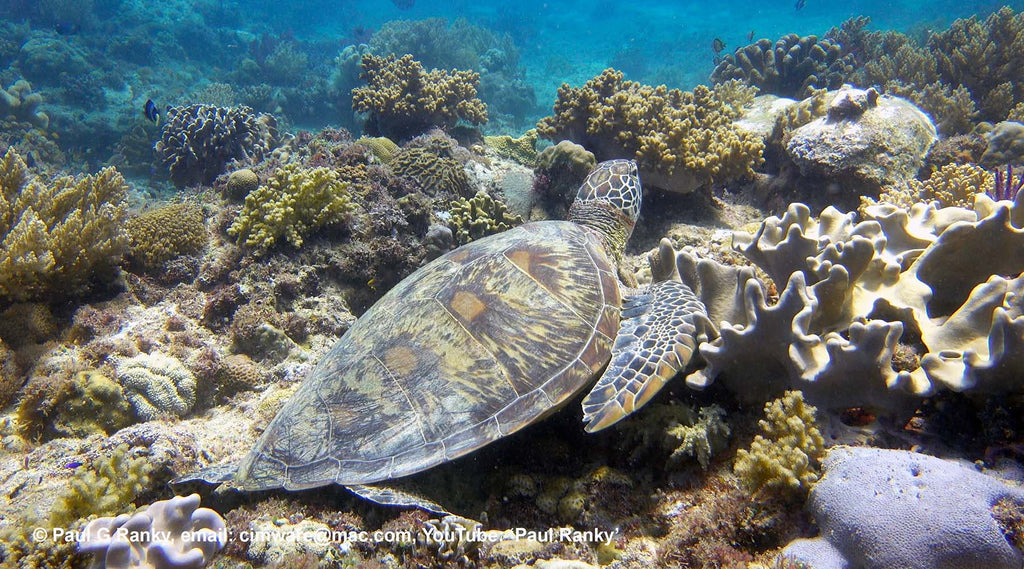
(569, 159), (642, 259)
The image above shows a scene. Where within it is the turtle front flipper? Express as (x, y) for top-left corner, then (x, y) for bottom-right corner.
(581, 280), (710, 432)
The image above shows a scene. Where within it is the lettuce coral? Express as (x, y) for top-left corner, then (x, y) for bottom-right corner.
(0, 148), (128, 303)
(228, 164), (355, 254)
(351, 53), (488, 141)
(536, 70), (763, 193)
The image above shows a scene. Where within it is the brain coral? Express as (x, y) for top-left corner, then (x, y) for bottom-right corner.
(114, 353), (197, 421)
(389, 143), (471, 198)
(536, 70), (763, 193)
(0, 148), (128, 303)
(126, 203), (208, 271)
(156, 104), (279, 188)
(352, 53), (488, 141)
(228, 164), (355, 254)
(710, 34), (853, 99)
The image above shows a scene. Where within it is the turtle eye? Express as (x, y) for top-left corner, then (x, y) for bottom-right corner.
(577, 160), (642, 222)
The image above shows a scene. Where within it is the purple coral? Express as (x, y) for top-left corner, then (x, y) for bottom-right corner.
(991, 165), (1024, 202)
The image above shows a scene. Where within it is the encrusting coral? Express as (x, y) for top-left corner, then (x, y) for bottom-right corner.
(156, 104), (279, 188)
(447, 191), (523, 245)
(0, 147), (128, 303)
(710, 34), (853, 99)
(126, 203), (208, 271)
(537, 70), (763, 193)
(228, 164), (356, 254)
(733, 391), (825, 495)
(484, 129), (538, 165)
(352, 53), (488, 141)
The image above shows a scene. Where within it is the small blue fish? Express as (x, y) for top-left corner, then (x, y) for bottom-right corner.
(65, 461), (83, 469)
(144, 99), (161, 124)
(795, 0), (806, 10)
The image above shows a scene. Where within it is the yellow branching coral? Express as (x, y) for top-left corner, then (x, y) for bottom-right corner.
(484, 129), (538, 165)
(126, 203), (208, 270)
(228, 164), (355, 254)
(861, 163), (994, 213)
(537, 70), (763, 193)
(448, 191), (523, 245)
(352, 53), (488, 141)
(0, 148), (128, 303)
(47, 444), (153, 530)
(733, 390), (824, 495)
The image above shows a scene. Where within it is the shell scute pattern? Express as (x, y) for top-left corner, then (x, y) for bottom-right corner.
(236, 220), (619, 489)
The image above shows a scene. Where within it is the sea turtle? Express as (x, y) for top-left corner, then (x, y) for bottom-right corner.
(177, 160), (709, 504)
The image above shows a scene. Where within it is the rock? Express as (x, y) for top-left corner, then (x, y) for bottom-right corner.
(786, 86), (937, 193)
(780, 446), (1024, 569)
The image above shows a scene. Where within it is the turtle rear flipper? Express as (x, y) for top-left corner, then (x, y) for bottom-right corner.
(348, 484), (451, 515)
(582, 280), (710, 432)
(170, 463), (239, 488)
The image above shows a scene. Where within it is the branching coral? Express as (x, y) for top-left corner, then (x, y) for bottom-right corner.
(156, 104), (279, 188)
(368, 17), (518, 72)
(126, 203), (208, 271)
(733, 391), (824, 495)
(710, 34), (853, 99)
(352, 54), (488, 141)
(48, 445), (153, 529)
(228, 164), (355, 253)
(862, 163), (994, 212)
(929, 7), (1024, 122)
(447, 191), (523, 245)
(0, 148), (128, 303)
(537, 70), (763, 193)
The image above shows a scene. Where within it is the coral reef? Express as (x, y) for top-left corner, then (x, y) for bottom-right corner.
(227, 164), (356, 254)
(537, 70), (762, 193)
(979, 120), (1024, 167)
(733, 391), (825, 495)
(0, 148), (128, 303)
(710, 34), (853, 99)
(114, 353), (197, 421)
(51, 370), (134, 438)
(368, 17), (517, 73)
(80, 494), (226, 569)
(0, 80), (49, 129)
(618, 402), (731, 469)
(156, 104), (279, 188)
(355, 136), (399, 164)
(447, 191), (523, 245)
(126, 203), (208, 272)
(351, 54), (488, 141)
(781, 447), (1024, 569)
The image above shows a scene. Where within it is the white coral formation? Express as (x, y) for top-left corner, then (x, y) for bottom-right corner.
(656, 190), (1024, 413)
(114, 353), (197, 421)
(79, 493), (226, 569)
